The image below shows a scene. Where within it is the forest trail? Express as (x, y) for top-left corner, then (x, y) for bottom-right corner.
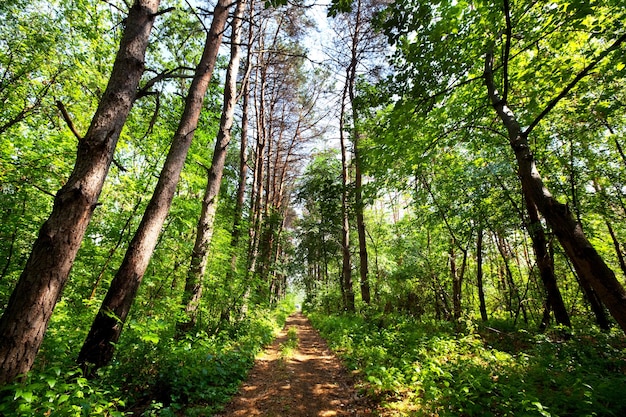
(215, 312), (374, 417)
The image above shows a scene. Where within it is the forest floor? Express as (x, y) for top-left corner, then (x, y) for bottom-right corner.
(214, 312), (375, 417)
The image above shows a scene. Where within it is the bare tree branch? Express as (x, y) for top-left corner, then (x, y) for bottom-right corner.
(55, 100), (83, 141)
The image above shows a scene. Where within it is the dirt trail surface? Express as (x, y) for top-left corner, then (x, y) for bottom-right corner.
(215, 312), (374, 417)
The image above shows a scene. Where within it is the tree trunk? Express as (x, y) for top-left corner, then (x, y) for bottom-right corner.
(494, 231), (520, 318)
(347, 0), (370, 305)
(353, 124), (370, 304)
(77, 1), (231, 373)
(222, 20), (253, 320)
(450, 244), (461, 319)
(450, 242), (468, 320)
(476, 227), (488, 321)
(228, 23), (253, 267)
(0, 0), (160, 386)
(247, 38), (268, 281)
(177, 0), (246, 336)
(523, 189), (571, 327)
(485, 52), (626, 332)
(605, 220), (626, 281)
(339, 77), (354, 313)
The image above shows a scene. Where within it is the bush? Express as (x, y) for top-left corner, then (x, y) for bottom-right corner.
(309, 311), (626, 416)
(0, 298), (295, 416)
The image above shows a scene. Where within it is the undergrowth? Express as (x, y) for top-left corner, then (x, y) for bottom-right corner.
(280, 327), (299, 359)
(0, 298), (295, 416)
(308, 311), (626, 417)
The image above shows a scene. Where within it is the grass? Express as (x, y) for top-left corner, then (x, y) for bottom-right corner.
(308, 311), (626, 417)
(279, 327), (299, 359)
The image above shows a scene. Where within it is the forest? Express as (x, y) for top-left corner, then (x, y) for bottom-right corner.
(1, 0), (626, 415)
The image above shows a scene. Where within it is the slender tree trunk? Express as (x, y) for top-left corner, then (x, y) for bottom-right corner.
(222, 24), (253, 320)
(0, 0), (160, 386)
(345, 0), (370, 305)
(339, 79), (354, 313)
(354, 154), (371, 304)
(449, 242), (468, 320)
(562, 253), (611, 329)
(485, 52), (626, 332)
(592, 181), (626, 281)
(177, 0), (246, 335)
(247, 42), (268, 281)
(77, 1), (231, 372)
(228, 20), (253, 268)
(0, 198), (26, 282)
(605, 220), (626, 281)
(476, 227), (488, 321)
(494, 232), (519, 317)
(450, 244), (461, 319)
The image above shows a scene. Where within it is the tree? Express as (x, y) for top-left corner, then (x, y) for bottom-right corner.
(330, 0), (389, 306)
(244, 2), (320, 303)
(177, 0), (247, 335)
(483, 1), (626, 331)
(0, 0), (162, 385)
(295, 151), (344, 303)
(77, 0), (232, 372)
(373, 0), (626, 330)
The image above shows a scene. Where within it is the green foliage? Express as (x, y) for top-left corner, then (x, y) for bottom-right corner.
(309, 311), (626, 416)
(0, 300), (294, 416)
(0, 367), (127, 416)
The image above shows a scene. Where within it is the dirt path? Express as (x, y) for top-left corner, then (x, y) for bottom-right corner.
(215, 312), (374, 417)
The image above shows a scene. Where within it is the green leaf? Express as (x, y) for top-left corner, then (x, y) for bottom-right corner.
(140, 332), (160, 344)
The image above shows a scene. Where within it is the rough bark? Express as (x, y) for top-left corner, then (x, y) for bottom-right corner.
(77, 0), (231, 372)
(522, 189), (571, 327)
(0, 0), (160, 386)
(485, 52), (626, 332)
(177, 0), (246, 335)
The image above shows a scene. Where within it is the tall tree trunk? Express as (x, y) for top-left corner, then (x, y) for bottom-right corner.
(346, 0), (370, 305)
(222, 20), (254, 319)
(476, 227), (488, 322)
(247, 38), (268, 281)
(339, 77), (355, 313)
(354, 147), (370, 304)
(522, 189), (571, 327)
(0, 0), (160, 386)
(77, 1), (231, 373)
(228, 15), (254, 269)
(485, 52), (626, 332)
(177, 0), (246, 335)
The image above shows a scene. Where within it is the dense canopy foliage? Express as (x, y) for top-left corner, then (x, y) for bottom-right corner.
(1, 0), (626, 415)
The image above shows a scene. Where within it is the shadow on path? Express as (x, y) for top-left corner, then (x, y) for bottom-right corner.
(215, 312), (373, 417)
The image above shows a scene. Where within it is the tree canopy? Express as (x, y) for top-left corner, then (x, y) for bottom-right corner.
(1, 0), (626, 414)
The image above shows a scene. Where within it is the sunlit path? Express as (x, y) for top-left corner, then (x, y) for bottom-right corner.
(215, 313), (373, 417)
